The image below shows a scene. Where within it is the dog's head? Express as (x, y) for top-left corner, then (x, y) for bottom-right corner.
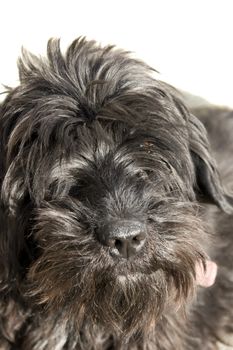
(0, 38), (232, 340)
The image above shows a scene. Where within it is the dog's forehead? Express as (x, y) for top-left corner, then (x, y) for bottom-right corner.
(48, 124), (126, 180)
(47, 117), (192, 192)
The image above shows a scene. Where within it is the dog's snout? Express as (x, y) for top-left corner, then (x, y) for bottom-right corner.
(98, 221), (146, 259)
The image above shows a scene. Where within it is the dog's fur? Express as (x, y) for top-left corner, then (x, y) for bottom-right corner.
(0, 38), (233, 350)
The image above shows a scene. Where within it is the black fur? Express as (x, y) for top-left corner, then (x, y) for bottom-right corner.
(0, 37), (233, 349)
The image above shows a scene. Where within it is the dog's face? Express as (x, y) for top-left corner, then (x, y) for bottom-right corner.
(0, 38), (232, 339)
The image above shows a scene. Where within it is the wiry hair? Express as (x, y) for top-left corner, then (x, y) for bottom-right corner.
(0, 37), (233, 349)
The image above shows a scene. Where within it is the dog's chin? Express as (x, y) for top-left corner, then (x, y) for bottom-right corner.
(80, 268), (197, 341)
(29, 265), (167, 338)
(71, 263), (195, 340)
(69, 268), (168, 339)
(28, 249), (196, 339)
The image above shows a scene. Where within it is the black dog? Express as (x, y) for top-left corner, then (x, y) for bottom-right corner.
(0, 37), (233, 349)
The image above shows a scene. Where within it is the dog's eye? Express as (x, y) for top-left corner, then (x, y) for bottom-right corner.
(68, 185), (81, 198)
(144, 169), (155, 177)
(147, 217), (155, 224)
(135, 170), (146, 179)
(148, 199), (165, 211)
(160, 159), (172, 173)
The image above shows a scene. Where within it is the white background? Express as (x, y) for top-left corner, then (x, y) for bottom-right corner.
(1, 0), (233, 106)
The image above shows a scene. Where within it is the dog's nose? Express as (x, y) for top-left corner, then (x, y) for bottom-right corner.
(98, 221), (146, 259)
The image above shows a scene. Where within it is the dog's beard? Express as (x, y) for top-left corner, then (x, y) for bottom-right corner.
(26, 199), (206, 340)
(27, 256), (174, 340)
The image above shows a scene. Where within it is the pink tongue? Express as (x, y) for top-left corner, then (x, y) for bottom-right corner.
(195, 260), (218, 287)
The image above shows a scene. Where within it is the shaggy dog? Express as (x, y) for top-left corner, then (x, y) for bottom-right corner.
(0, 37), (233, 350)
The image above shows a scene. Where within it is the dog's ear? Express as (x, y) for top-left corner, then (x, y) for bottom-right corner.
(0, 204), (20, 286)
(0, 107), (32, 290)
(0, 176), (34, 294)
(189, 113), (233, 213)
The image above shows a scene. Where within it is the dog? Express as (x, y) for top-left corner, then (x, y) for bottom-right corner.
(0, 37), (233, 350)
